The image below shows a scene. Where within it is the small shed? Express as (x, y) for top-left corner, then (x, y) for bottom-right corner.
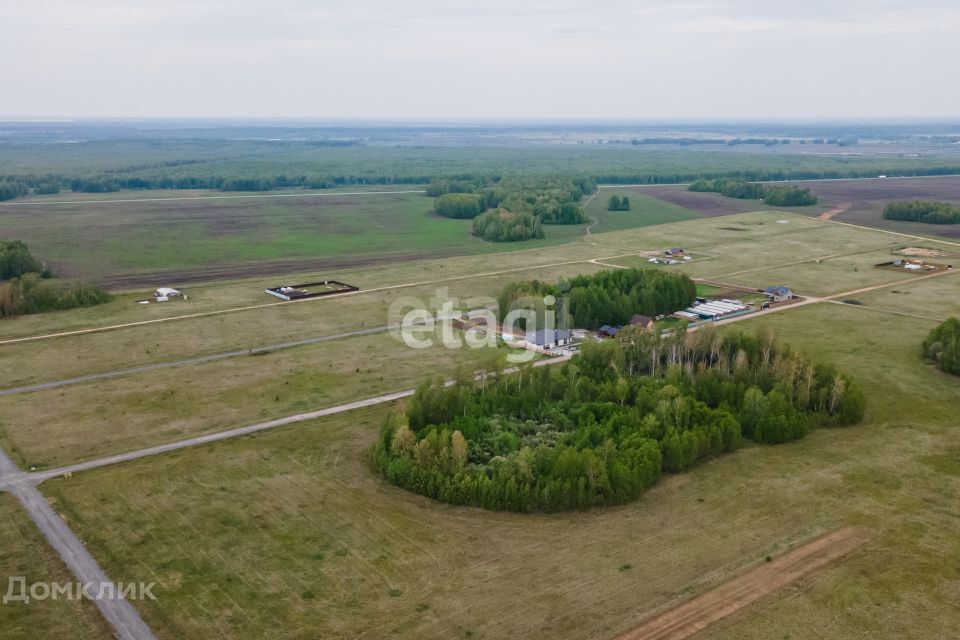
(630, 314), (655, 330)
(154, 287), (182, 302)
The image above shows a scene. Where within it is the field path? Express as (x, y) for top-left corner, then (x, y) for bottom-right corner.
(818, 202), (851, 220)
(613, 527), (869, 640)
(0, 448), (157, 640)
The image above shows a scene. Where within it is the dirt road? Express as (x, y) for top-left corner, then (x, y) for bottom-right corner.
(614, 527), (869, 640)
(0, 448), (156, 640)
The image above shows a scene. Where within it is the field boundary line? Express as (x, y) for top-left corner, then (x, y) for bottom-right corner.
(612, 527), (869, 640)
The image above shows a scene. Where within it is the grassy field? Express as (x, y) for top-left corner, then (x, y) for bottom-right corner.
(0, 493), (111, 639)
(39, 303), (960, 639)
(584, 190), (700, 233)
(4, 193), (960, 639)
(0, 190), (592, 285)
(0, 258), (610, 387)
(0, 331), (526, 469)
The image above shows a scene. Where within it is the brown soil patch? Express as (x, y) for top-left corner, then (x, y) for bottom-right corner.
(818, 202), (851, 220)
(613, 527), (869, 640)
(898, 247), (949, 258)
(637, 186), (767, 217)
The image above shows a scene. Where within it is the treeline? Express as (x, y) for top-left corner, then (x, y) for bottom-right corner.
(922, 318), (960, 375)
(883, 201), (960, 224)
(427, 176), (596, 241)
(593, 166), (960, 186)
(0, 241), (111, 318)
(0, 274), (112, 318)
(498, 268), (696, 330)
(607, 195), (631, 211)
(372, 327), (865, 512)
(689, 178), (817, 206)
(3, 163), (960, 202)
(0, 173), (440, 201)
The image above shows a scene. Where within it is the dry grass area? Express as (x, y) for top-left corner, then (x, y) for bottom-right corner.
(39, 304), (960, 640)
(0, 260), (607, 388)
(0, 493), (110, 639)
(0, 331), (520, 469)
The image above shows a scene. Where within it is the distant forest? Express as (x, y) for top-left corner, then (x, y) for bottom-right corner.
(2, 138), (960, 201)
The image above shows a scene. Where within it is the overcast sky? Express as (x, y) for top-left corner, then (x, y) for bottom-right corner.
(2, 0), (958, 119)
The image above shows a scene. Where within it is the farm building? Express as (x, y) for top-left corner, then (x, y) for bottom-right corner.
(763, 286), (794, 303)
(154, 287), (181, 302)
(597, 325), (621, 338)
(675, 299), (749, 322)
(665, 248), (686, 257)
(630, 314), (655, 330)
(526, 329), (573, 349)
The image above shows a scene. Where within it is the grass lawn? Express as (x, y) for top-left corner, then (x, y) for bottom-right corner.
(0, 493), (111, 639)
(38, 302), (960, 640)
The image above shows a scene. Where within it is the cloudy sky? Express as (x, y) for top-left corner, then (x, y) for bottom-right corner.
(2, 0), (957, 119)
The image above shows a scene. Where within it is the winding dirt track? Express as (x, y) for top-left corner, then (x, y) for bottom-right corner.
(614, 527), (869, 640)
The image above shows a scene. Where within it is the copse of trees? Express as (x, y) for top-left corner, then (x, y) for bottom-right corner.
(429, 176), (595, 240)
(472, 209), (544, 242)
(0, 241), (49, 279)
(607, 195), (631, 211)
(0, 240), (111, 318)
(922, 317), (960, 375)
(373, 327), (865, 512)
(0, 274), (112, 318)
(689, 179), (817, 206)
(883, 201), (960, 224)
(434, 193), (486, 219)
(498, 269), (696, 329)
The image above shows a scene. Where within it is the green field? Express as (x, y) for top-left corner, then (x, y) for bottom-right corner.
(38, 303), (960, 639)
(584, 190), (700, 233)
(0, 493), (110, 639)
(4, 198), (960, 639)
(0, 190), (592, 284)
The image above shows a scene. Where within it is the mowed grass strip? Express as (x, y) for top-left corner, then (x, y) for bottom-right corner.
(41, 304), (960, 640)
(0, 493), (112, 639)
